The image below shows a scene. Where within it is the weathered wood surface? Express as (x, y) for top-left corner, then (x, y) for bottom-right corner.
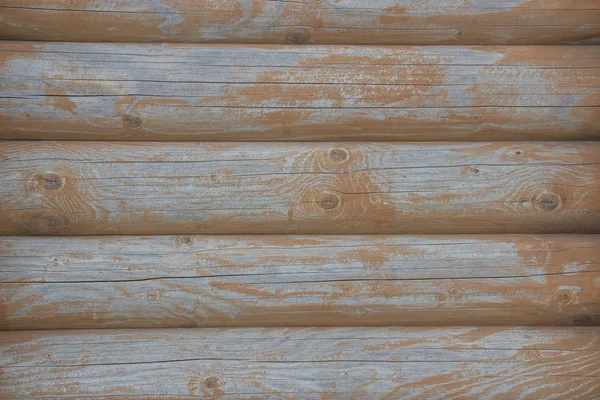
(1, 42), (599, 141)
(1, 235), (598, 330)
(1, 0), (599, 45)
(1, 141), (599, 236)
(1, 327), (598, 399)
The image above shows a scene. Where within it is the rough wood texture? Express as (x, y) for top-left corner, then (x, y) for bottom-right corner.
(1, 0), (599, 45)
(1, 42), (599, 141)
(1, 235), (598, 330)
(1, 141), (598, 236)
(1, 327), (598, 399)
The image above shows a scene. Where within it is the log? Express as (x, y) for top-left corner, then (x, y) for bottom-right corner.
(1, 141), (598, 235)
(1, 327), (598, 399)
(1, 235), (598, 330)
(1, 42), (599, 141)
(1, 0), (599, 45)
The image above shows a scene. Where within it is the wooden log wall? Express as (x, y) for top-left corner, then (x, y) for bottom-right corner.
(0, 1), (599, 399)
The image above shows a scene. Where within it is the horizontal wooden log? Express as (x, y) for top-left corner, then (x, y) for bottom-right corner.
(1, 141), (599, 235)
(1, 327), (598, 399)
(1, 235), (598, 330)
(1, 42), (599, 141)
(1, 1), (599, 45)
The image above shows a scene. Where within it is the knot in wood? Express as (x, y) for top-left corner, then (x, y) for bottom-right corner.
(556, 289), (573, 307)
(319, 192), (340, 210)
(329, 148), (349, 163)
(180, 236), (192, 244)
(286, 31), (311, 44)
(203, 376), (219, 389)
(40, 172), (63, 190)
(144, 292), (158, 300)
(536, 192), (560, 212)
(123, 114), (142, 128)
(44, 215), (63, 227)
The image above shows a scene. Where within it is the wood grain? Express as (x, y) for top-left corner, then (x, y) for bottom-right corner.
(1, 42), (599, 141)
(1, 0), (599, 45)
(1, 235), (598, 329)
(1, 141), (598, 235)
(1, 327), (598, 399)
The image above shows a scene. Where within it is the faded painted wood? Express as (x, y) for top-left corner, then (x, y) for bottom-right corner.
(1, 327), (598, 399)
(1, 42), (599, 141)
(1, 235), (598, 330)
(1, 141), (598, 236)
(1, 0), (599, 45)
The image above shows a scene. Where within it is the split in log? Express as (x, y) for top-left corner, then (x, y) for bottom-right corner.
(1, 42), (599, 140)
(1, 141), (598, 235)
(1, 327), (598, 398)
(1, 0), (599, 45)
(1, 235), (598, 329)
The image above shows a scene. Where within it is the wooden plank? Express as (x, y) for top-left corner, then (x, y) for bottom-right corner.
(1, 42), (599, 141)
(1, 327), (598, 399)
(1, 235), (598, 330)
(1, 141), (598, 236)
(1, 1), (599, 45)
